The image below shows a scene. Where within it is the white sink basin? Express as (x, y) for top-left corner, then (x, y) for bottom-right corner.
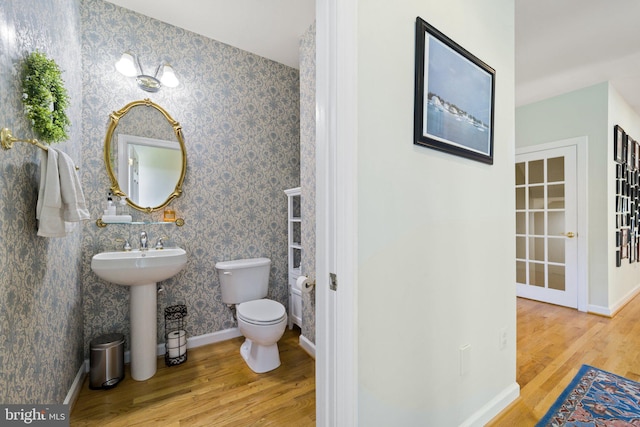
(91, 247), (188, 381)
(91, 248), (187, 286)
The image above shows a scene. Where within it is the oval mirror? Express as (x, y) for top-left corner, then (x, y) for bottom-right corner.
(104, 99), (186, 212)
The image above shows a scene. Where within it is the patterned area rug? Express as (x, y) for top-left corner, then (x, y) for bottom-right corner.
(537, 365), (640, 426)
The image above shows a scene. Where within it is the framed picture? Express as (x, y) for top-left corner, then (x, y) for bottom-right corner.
(614, 125), (626, 163)
(414, 17), (495, 164)
(628, 136), (635, 169)
(622, 228), (629, 259)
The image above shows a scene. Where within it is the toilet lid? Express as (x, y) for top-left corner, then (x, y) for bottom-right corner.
(237, 299), (286, 325)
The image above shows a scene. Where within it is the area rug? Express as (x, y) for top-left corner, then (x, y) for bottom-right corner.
(536, 364), (640, 426)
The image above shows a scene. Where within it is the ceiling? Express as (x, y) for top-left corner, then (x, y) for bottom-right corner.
(106, 0), (640, 115)
(516, 0), (640, 114)
(104, 0), (315, 69)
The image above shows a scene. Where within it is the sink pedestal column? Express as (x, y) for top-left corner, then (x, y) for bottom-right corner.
(130, 283), (157, 381)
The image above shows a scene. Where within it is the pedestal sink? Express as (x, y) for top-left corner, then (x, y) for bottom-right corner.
(91, 248), (187, 381)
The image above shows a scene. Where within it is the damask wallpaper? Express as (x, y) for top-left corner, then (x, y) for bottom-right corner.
(1, 0), (308, 404)
(80, 0), (301, 355)
(300, 23), (317, 344)
(0, 0), (84, 404)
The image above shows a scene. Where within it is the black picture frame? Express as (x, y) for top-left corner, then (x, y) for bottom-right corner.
(614, 125), (626, 163)
(622, 228), (630, 259)
(414, 17), (495, 164)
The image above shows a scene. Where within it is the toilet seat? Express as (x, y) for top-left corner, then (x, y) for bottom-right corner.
(237, 299), (286, 325)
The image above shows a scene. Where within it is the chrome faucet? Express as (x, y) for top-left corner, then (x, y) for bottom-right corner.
(140, 231), (149, 251)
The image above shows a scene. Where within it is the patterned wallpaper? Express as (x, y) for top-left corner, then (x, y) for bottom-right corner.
(299, 23), (317, 344)
(0, 0), (84, 404)
(0, 0), (307, 404)
(80, 0), (301, 355)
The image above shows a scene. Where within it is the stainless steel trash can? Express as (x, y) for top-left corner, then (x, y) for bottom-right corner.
(89, 333), (125, 389)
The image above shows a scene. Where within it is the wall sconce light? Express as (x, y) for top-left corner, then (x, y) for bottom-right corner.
(115, 51), (179, 92)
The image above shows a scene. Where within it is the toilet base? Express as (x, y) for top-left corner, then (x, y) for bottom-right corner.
(240, 338), (281, 373)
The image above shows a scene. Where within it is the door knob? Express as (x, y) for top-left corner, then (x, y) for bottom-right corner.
(562, 232), (575, 238)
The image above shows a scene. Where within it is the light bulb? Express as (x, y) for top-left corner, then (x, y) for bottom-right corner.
(159, 64), (179, 88)
(115, 52), (138, 77)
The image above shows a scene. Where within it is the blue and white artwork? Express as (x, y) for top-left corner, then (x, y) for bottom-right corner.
(414, 17), (494, 164)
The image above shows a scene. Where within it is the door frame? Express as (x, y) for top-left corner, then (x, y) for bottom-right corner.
(516, 136), (588, 312)
(316, 0), (359, 424)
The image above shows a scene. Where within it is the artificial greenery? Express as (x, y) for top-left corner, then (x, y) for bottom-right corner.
(21, 51), (70, 143)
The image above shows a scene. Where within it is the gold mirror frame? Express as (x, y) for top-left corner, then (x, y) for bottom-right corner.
(104, 99), (186, 213)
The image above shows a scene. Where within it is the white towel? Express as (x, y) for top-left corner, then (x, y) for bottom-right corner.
(57, 149), (90, 222)
(37, 148), (65, 237)
(36, 147), (89, 237)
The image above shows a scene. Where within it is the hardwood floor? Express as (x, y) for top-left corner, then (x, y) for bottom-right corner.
(70, 328), (315, 426)
(488, 296), (640, 426)
(71, 297), (640, 426)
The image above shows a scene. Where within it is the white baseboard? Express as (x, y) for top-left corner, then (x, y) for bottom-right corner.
(127, 327), (244, 362)
(459, 382), (520, 427)
(587, 304), (612, 317)
(63, 360), (89, 409)
(180, 327), (243, 351)
(588, 285), (640, 317)
(299, 334), (316, 359)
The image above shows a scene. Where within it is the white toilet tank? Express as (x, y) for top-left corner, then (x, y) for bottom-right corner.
(215, 257), (271, 304)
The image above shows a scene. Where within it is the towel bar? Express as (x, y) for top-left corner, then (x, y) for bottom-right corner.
(1, 127), (49, 151)
(2, 127), (79, 170)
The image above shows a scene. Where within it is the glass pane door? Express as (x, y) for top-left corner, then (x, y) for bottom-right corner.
(515, 146), (577, 308)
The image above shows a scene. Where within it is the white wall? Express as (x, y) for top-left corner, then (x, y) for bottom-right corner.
(516, 83), (609, 307)
(357, 0), (517, 425)
(516, 82), (640, 313)
(608, 84), (640, 308)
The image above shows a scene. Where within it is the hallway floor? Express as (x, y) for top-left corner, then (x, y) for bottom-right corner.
(488, 296), (640, 425)
(70, 328), (315, 426)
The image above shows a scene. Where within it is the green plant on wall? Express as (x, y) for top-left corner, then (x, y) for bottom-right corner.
(21, 51), (70, 143)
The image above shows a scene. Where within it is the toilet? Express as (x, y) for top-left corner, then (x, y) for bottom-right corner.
(215, 257), (287, 373)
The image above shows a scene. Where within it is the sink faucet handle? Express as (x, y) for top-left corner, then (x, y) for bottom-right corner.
(155, 237), (164, 250)
(140, 230), (148, 250)
(114, 237), (132, 251)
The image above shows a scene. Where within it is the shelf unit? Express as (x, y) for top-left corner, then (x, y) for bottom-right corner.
(284, 187), (302, 329)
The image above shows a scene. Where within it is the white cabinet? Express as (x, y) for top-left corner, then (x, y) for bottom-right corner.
(285, 187), (302, 329)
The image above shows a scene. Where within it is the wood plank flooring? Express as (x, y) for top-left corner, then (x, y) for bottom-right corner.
(488, 296), (640, 426)
(72, 296), (640, 425)
(70, 328), (315, 426)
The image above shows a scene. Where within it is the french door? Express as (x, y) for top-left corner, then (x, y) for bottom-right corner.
(515, 145), (578, 308)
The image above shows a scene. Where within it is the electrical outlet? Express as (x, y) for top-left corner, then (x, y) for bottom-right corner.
(499, 327), (508, 350)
